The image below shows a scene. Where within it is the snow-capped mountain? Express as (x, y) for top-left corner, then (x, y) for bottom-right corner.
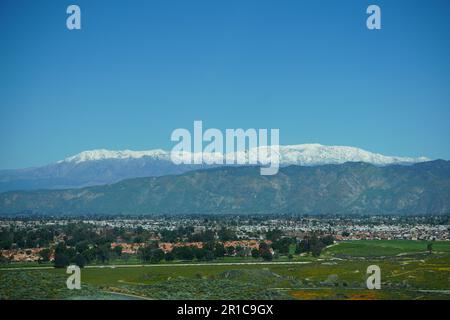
(60, 144), (429, 166)
(277, 144), (429, 165)
(0, 144), (429, 193)
(60, 149), (170, 163)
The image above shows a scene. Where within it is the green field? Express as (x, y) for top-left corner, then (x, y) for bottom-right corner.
(1, 240), (450, 300)
(324, 240), (450, 257)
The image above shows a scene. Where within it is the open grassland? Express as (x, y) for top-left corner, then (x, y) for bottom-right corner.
(0, 269), (116, 300)
(1, 240), (449, 300)
(323, 240), (450, 257)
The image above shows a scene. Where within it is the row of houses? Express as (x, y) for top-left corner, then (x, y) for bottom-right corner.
(1, 248), (47, 262)
(110, 240), (271, 254)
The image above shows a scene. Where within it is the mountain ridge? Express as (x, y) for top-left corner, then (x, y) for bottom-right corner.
(59, 144), (429, 166)
(0, 144), (431, 193)
(1, 160), (449, 216)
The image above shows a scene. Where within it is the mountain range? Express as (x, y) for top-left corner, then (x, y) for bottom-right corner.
(1, 160), (449, 216)
(0, 144), (429, 192)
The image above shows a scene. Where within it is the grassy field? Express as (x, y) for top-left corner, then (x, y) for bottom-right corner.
(1, 240), (450, 300)
(323, 240), (450, 257)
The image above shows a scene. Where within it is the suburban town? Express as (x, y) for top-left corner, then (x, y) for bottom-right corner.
(1, 215), (448, 263)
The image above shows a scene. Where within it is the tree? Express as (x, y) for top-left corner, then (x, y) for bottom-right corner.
(54, 243), (70, 268)
(194, 248), (206, 261)
(81, 248), (96, 264)
(203, 241), (215, 251)
(96, 244), (111, 263)
(54, 252), (70, 268)
(266, 229), (283, 242)
(321, 235), (334, 246)
(122, 253), (131, 262)
(172, 246), (194, 261)
(189, 230), (215, 242)
(160, 229), (178, 243)
(251, 248), (260, 259)
(75, 241), (90, 254)
(138, 246), (152, 262)
(204, 250), (214, 261)
(65, 247), (77, 262)
(74, 254), (86, 268)
(54, 242), (67, 254)
(150, 249), (164, 264)
(311, 243), (322, 257)
(0, 236), (13, 250)
(113, 245), (123, 257)
(147, 241), (159, 250)
(218, 228), (237, 241)
(259, 242), (270, 255)
(226, 246), (235, 256)
(259, 242), (273, 261)
(39, 248), (51, 262)
(235, 246), (247, 257)
(261, 251), (273, 261)
(297, 234), (326, 256)
(0, 255), (10, 264)
(297, 237), (310, 253)
(164, 252), (175, 261)
(272, 237), (295, 255)
(214, 243), (225, 258)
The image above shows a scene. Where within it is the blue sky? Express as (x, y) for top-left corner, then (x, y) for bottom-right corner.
(0, 0), (449, 169)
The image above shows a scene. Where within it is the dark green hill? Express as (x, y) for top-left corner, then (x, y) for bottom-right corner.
(1, 161), (449, 215)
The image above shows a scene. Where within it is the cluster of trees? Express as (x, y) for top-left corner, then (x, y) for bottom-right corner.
(52, 241), (123, 268)
(251, 242), (273, 261)
(0, 222), (163, 251)
(0, 226), (55, 249)
(296, 234), (334, 257)
(0, 221), (336, 267)
(138, 246), (165, 263)
(137, 241), (228, 263)
(135, 239), (280, 264)
(266, 229), (334, 257)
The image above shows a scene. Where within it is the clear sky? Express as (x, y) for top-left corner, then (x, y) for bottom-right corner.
(0, 0), (449, 169)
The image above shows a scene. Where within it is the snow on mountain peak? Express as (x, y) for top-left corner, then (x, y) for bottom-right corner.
(60, 144), (430, 166)
(61, 149), (169, 163)
(277, 144), (429, 165)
